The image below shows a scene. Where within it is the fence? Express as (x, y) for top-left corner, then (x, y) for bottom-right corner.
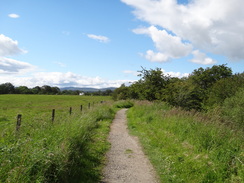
(15, 101), (105, 132)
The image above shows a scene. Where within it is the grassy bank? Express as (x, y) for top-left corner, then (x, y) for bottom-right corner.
(0, 95), (114, 182)
(127, 102), (243, 183)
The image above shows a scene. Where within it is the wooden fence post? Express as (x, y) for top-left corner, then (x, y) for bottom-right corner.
(16, 114), (22, 131)
(80, 105), (83, 112)
(88, 103), (90, 109)
(52, 109), (55, 122)
(70, 107), (72, 115)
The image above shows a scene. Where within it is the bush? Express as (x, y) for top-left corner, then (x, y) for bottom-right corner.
(222, 87), (244, 128)
(113, 100), (134, 108)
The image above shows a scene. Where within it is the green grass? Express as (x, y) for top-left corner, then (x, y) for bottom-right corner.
(127, 101), (244, 183)
(0, 95), (114, 182)
(0, 95), (110, 132)
(113, 100), (134, 108)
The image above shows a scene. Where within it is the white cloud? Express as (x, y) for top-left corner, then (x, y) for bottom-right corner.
(0, 34), (32, 74)
(0, 34), (26, 56)
(0, 71), (132, 88)
(87, 34), (110, 43)
(0, 57), (36, 74)
(134, 26), (192, 62)
(8, 13), (20, 18)
(124, 68), (189, 78)
(122, 0), (244, 62)
(123, 70), (139, 76)
(163, 70), (189, 78)
(144, 50), (169, 62)
(190, 50), (217, 65)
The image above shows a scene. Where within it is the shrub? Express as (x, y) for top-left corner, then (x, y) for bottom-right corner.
(113, 100), (134, 108)
(222, 87), (244, 128)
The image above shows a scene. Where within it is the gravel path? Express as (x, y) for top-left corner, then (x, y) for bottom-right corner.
(101, 109), (159, 183)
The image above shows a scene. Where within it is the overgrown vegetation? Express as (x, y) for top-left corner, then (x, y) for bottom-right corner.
(113, 100), (134, 108)
(127, 102), (244, 182)
(113, 64), (244, 129)
(0, 95), (114, 182)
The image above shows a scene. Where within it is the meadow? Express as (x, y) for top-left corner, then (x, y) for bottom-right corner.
(0, 95), (113, 182)
(127, 101), (243, 183)
(0, 95), (110, 129)
(1, 95), (243, 183)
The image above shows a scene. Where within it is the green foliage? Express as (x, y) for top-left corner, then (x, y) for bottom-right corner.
(112, 84), (130, 100)
(222, 87), (244, 128)
(127, 102), (244, 183)
(0, 83), (15, 94)
(137, 67), (170, 101)
(0, 95), (113, 182)
(113, 67), (170, 101)
(164, 78), (203, 111)
(113, 100), (134, 108)
(113, 64), (237, 111)
(205, 73), (244, 108)
(190, 64), (232, 91)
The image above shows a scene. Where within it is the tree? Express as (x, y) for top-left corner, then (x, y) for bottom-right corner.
(222, 87), (244, 128)
(205, 73), (244, 108)
(190, 64), (232, 90)
(31, 86), (42, 94)
(112, 84), (130, 100)
(136, 67), (170, 101)
(41, 85), (52, 94)
(0, 83), (15, 94)
(188, 64), (233, 110)
(15, 86), (32, 94)
(51, 87), (61, 95)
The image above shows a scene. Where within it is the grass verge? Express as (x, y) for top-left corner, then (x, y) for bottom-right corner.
(0, 104), (115, 183)
(127, 101), (243, 183)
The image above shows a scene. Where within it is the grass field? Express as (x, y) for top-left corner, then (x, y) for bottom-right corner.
(0, 95), (113, 182)
(0, 95), (110, 129)
(127, 101), (244, 183)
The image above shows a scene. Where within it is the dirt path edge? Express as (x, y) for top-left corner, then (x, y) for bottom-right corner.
(101, 109), (159, 183)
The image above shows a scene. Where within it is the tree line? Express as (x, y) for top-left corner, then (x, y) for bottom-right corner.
(0, 83), (113, 96)
(113, 64), (244, 127)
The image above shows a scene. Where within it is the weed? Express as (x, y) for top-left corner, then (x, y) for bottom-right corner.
(113, 100), (134, 108)
(127, 102), (244, 183)
(0, 95), (114, 182)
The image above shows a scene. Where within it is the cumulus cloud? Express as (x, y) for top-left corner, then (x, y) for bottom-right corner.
(0, 34), (26, 56)
(0, 57), (36, 74)
(134, 26), (192, 62)
(190, 50), (217, 65)
(124, 69), (189, 78)
(0, 71), (132, 88)
(0, 34), (33, 74)
(122, 0), (244, 63)
(161, 69), (189, 78)
(87, 34), (110, 43)
(8, 13), (20, 18)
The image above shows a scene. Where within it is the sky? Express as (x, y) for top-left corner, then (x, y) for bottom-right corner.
(0, 0), (243, 88)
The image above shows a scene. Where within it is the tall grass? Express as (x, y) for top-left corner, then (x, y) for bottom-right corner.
(0, 95), (114, 182)
(127, 101), (243, 183)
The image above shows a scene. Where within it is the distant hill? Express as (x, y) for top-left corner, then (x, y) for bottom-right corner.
(60, 87), (117, 92)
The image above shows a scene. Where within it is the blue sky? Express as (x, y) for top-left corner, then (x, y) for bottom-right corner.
(1, 0), (243, 88)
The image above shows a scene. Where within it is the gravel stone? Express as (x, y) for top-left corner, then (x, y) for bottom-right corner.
(101, 109), (159, 183)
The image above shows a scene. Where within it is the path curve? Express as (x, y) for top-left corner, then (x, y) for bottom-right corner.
(101, 109), (159, 183)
